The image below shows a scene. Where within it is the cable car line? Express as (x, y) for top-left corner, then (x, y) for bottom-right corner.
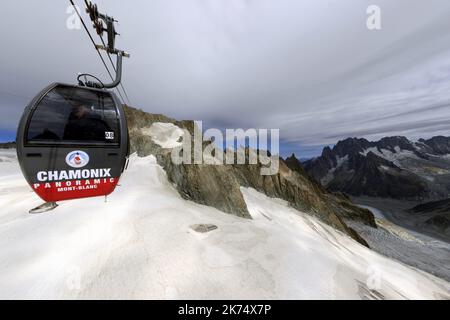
(81, 0), (131, 106)
(100, 47), (127, 105)
(82, 0), (131, 105)
(17, 1), (131, 213)
(68, 0), (126, 104)
(99, 34), (131, 105)
(68, 0), (126, 103)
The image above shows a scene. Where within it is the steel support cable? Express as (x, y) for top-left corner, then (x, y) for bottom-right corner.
(99, 34), (131, 105)
(82, 0), (131, 105)
(68, 0), (126, 104)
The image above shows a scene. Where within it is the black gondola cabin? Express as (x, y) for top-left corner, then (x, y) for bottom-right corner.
(16, 83), (129, 202)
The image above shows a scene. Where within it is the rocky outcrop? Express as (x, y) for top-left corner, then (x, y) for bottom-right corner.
(160, 156), (252, 219)
(126, 106), (252, 219)
(190, 224), (218, 233)
(424, 215), (450, 233)
(411, 198), (450, 214)
(409, 198), (450, 238)
(125, 106), (375, 246)
(284, 153), (309, 176)
(418, 136), (450, 155)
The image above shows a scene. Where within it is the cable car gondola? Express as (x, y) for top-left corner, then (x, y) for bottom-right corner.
(16, 2), (130, 212)
(17, 81), (129, 205)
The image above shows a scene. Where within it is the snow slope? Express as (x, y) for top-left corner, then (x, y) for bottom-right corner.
(141, 122), (184, 149)
(0, 151), (448, 299)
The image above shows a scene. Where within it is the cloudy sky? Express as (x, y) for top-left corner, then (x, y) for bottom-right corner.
(2, 0), (450, 157)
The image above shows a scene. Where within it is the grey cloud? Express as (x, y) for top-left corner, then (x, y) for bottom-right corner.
(322, 119), (450, 142)
(2, 0), (450, 155)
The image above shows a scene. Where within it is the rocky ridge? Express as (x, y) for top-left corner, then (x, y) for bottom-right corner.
(125, 106), (376, 246)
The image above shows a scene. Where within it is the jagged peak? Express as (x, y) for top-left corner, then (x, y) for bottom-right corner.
(335, 137), (371, 148)
(419, 135), (450, 142)
(322, 146), (333, 156)
(379, 135), (409, 142)
(286, 153), (298, 161)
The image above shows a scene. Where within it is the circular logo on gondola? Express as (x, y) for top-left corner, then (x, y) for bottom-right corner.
(66, 151), (90, 168)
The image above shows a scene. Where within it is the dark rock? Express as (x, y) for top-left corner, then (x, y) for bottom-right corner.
(409, 198), (450, 238)
(190, 224), (218, 233)
(284, 153), (307, 176)
(410, 198), (450, 214)
(419, 136), (450, 155)
(160, 155), (251, 219)
(424, 215), (450, 232)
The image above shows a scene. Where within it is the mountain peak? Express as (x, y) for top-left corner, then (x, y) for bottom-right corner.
(322, 146), (333, 157)
(286, 153), (298, 161)
(333, 137), (371, 156)
(418, 136), (450, 155)
(304, 135), (450, 200)
(336, 137), (370, 146)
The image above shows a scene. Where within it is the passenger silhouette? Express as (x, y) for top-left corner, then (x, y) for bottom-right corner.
(63, 104), (111, 141)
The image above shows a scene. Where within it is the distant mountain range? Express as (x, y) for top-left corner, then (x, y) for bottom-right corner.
(0, 142), (15, 149)
(300, 136), (450, 200)
(4, 126), (450, 202)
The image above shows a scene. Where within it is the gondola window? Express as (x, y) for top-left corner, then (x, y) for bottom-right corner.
(26, 85), (119, 144)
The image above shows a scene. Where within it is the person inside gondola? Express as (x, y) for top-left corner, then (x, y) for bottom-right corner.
(63, 103), (111, 142)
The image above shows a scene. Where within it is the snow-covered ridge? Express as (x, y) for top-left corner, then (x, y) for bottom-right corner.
(0, 154), (448, 299)
(359, 147), (418, 166)
(141, 122), (184, 149)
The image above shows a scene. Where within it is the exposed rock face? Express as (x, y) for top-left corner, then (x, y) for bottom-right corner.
(425, 215), (450, 232)
(410, 199), (450, 236)
(234, 153), (375, 229)
(328, 152), (426, 199)
(161, 157), (252, 219)
(411, 198), (450, 214)
(126, 106), (252, 219)
(304, 136), (450, 200)
(190, 224), (218, 233)
(125, 106), (375, 246)
(418, 136), (450, 155)
(285, 153), (309, 176)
